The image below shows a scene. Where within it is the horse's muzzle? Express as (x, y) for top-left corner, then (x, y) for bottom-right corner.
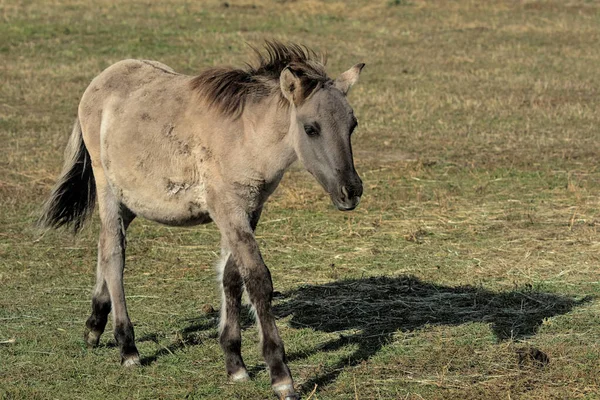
(332, 184), (362, 211)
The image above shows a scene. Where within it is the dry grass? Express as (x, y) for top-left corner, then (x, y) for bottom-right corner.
(2, 0), (600, 399)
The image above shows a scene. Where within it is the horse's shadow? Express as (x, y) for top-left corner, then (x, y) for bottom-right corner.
(138, 318), (218, 366)
(272, 276), (589, 393)
(140, 275), (589, 394)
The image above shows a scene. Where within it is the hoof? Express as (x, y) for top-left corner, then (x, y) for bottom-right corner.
(273, 383), (298, 400)
(84, 329), (101, 348)
(121, 354), (141, 367)
(230, 370), (250, 382)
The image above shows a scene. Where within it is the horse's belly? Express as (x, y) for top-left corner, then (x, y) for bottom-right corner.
(101, 129), (213, 226)
(116, 179), (212, 226)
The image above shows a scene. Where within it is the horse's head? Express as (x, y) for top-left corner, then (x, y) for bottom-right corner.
(281, 63), (364, 211)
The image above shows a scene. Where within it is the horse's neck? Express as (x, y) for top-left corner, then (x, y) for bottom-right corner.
(242, 96), (297, 183)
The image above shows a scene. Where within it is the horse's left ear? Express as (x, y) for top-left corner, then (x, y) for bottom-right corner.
(280, 67), (303, 105)
(334, 63), (365, 95)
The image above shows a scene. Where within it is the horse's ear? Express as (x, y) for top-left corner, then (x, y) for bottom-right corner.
(280, 67), (302, 105)
(334, 63), (365, 95)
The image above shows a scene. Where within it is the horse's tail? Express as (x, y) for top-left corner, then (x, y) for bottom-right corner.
(39, 118), (96, 233)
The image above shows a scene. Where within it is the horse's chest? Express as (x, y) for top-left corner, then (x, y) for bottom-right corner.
(231, 175), (282, 212)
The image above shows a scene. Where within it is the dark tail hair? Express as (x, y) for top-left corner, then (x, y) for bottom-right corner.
(39, 118), (96, 233)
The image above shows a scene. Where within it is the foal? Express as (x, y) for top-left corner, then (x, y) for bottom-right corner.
(41, 42), (364, 399)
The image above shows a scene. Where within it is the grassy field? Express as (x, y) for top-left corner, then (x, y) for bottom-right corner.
(2, 0), (600, 398)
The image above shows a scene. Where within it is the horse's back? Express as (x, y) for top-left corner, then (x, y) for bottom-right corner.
(79, 60), (213, 226)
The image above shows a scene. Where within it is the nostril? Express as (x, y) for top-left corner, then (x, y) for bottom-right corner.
(341, 186), (349, 200)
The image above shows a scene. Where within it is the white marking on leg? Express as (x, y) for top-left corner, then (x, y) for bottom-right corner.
(273, 383), (296, 399)
(216, 252), (230, 335)
(249, 303), (261, 342)
(122, 355), (140, 367)
(86, 330), (100, 345)
(230, 369), (250, 382)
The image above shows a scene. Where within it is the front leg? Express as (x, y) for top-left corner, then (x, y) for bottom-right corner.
(218, 252), (249, 381)
(218, 208), (263, 381)
(212, 205), (297, 400)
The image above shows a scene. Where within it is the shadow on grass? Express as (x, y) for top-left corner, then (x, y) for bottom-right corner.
(136, 275), (589, 393)
(272, 275), (591, 395)
(137, 307), (257, 366)
(138, 318), (218, 366)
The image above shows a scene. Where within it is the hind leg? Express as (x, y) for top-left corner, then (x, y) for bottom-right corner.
(84, 279), (111, 347)
(84, 203), (135, 348)
(84, 172), (138, 365)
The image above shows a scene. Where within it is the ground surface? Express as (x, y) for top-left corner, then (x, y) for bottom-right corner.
(1, 0), (600, 399)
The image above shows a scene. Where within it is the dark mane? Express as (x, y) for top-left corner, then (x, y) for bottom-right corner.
(190, 41), (328, 117)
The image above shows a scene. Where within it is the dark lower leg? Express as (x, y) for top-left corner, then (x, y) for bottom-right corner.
(114, 321), (138, 365)
(106, 273), (139, 365)
(219, 255), (247, 379)
(84, 284), (111, 347)
(245, 271), (294, 394)
(255, 303), (292, 387)
(100, 219), (139, 365)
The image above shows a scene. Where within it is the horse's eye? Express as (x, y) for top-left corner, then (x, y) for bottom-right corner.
(304, 125), (319, 137)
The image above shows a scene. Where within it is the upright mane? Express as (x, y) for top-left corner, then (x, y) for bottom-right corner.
(190, 41), (328, 117)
